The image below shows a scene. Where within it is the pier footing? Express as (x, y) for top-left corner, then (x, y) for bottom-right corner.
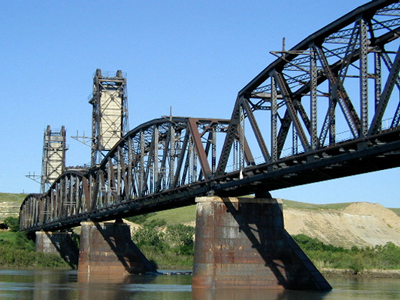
(192, 196), (331, 290)
(35, 231), (79, 268)
(78, 220), (156, 276)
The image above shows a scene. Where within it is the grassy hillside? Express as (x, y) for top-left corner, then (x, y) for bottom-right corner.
(144, 199), (356, 227)
(0, 192), (26, 203)
(390, 208), (400, 217)
(281, 199), (352, 210)
(0, 193), (26, 222)
(147, 205), (196, 226)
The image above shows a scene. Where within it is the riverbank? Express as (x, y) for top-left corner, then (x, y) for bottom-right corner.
(322, 268), (400, 278)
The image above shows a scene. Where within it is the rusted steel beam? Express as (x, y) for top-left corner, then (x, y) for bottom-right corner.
(188, 118), (212, 180)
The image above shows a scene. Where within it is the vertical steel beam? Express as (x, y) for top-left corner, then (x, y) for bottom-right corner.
(310, 48), (318, 149)
(107, 159), (113, 204)
(173, 129), (190, 187)
(127, 138), (134, 197)
(211, 128), (217, 174)
(75, 177), (80, 214)
(375, 51), (382, 111)
(271, 76), (278, 162)
(239, 106), (245, 170)
(360, 18), (369, 137)
(329, 80), (337, 145)
(157, 126), (170, 192)
(69, 175), (74, 215)
(83, 176), (90, 212)
(193, 145), (198, 182)
(153, 126), (159, 193)
(117, 148), (122, 198)
(169, 124), (176, 187)
(139, 130), (145, 196)
(187, 142), (194, 183)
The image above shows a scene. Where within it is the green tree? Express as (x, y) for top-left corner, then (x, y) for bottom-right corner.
(3, 217), (20, 232)
(166, 224), (195, 255)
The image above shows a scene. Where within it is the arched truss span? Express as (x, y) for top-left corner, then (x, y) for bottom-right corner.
(21, 117), (239, 231)
(20, 170), (89, 230)
(92, 117), (236, 208)
(217, 0), (400, 174)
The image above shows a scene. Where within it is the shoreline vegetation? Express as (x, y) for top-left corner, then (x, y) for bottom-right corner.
(1, 214), (400, 277)
(322, 268), (400, 278)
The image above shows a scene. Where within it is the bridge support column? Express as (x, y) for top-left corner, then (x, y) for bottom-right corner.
(78, 220), (156, 276)
(192, 196), (331, 290)
(35, 231), (79, 268)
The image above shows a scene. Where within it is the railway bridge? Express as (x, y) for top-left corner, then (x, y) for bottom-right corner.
(20, 0), (400, 291)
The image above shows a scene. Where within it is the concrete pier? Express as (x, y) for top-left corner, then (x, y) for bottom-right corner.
(192, 196), (331, 290)
(78, 220), (156, 276)
(35, 231), (79, 268)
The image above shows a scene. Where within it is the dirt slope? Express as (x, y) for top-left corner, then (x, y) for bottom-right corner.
(0, 201), (20, 222)
(284, 202), (400, 248)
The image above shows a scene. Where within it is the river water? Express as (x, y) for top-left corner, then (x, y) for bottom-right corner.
(0, 270), (399, 300)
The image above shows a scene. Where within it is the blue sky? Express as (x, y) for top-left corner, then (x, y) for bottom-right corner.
(1, 0), (399, 208)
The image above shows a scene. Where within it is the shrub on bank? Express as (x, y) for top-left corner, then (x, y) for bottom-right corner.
(3, 217), (20, 232)
(293, 234), (400, 273)
(0, 230), (70, 269)
(132, 220), (195, 269)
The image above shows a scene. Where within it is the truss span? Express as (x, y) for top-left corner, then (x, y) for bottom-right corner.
(21, 117), (244, 231)
(21, 0), (400, 232)
(217, 0), (400, 174)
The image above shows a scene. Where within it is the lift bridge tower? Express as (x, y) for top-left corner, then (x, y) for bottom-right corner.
(89, 69), (128, 166)
(27, 125), (67, 193)
(41, 126), (67, 192)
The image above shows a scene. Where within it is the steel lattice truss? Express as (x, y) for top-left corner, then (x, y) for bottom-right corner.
(21, 118), (236, 231)
(217, 0), (400, 173)
(20, 0), (400, 232)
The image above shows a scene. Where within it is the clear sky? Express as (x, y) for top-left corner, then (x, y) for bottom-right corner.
(1, 0), (399, 208)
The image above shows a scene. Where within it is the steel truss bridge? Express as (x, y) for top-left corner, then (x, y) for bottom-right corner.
(21, 0), (400, 232)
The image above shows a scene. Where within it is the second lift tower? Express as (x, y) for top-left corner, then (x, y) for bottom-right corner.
(89, 69), (128, 166)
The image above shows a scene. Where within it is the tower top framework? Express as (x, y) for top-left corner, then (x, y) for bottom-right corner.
(89, 69), (128, 165)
